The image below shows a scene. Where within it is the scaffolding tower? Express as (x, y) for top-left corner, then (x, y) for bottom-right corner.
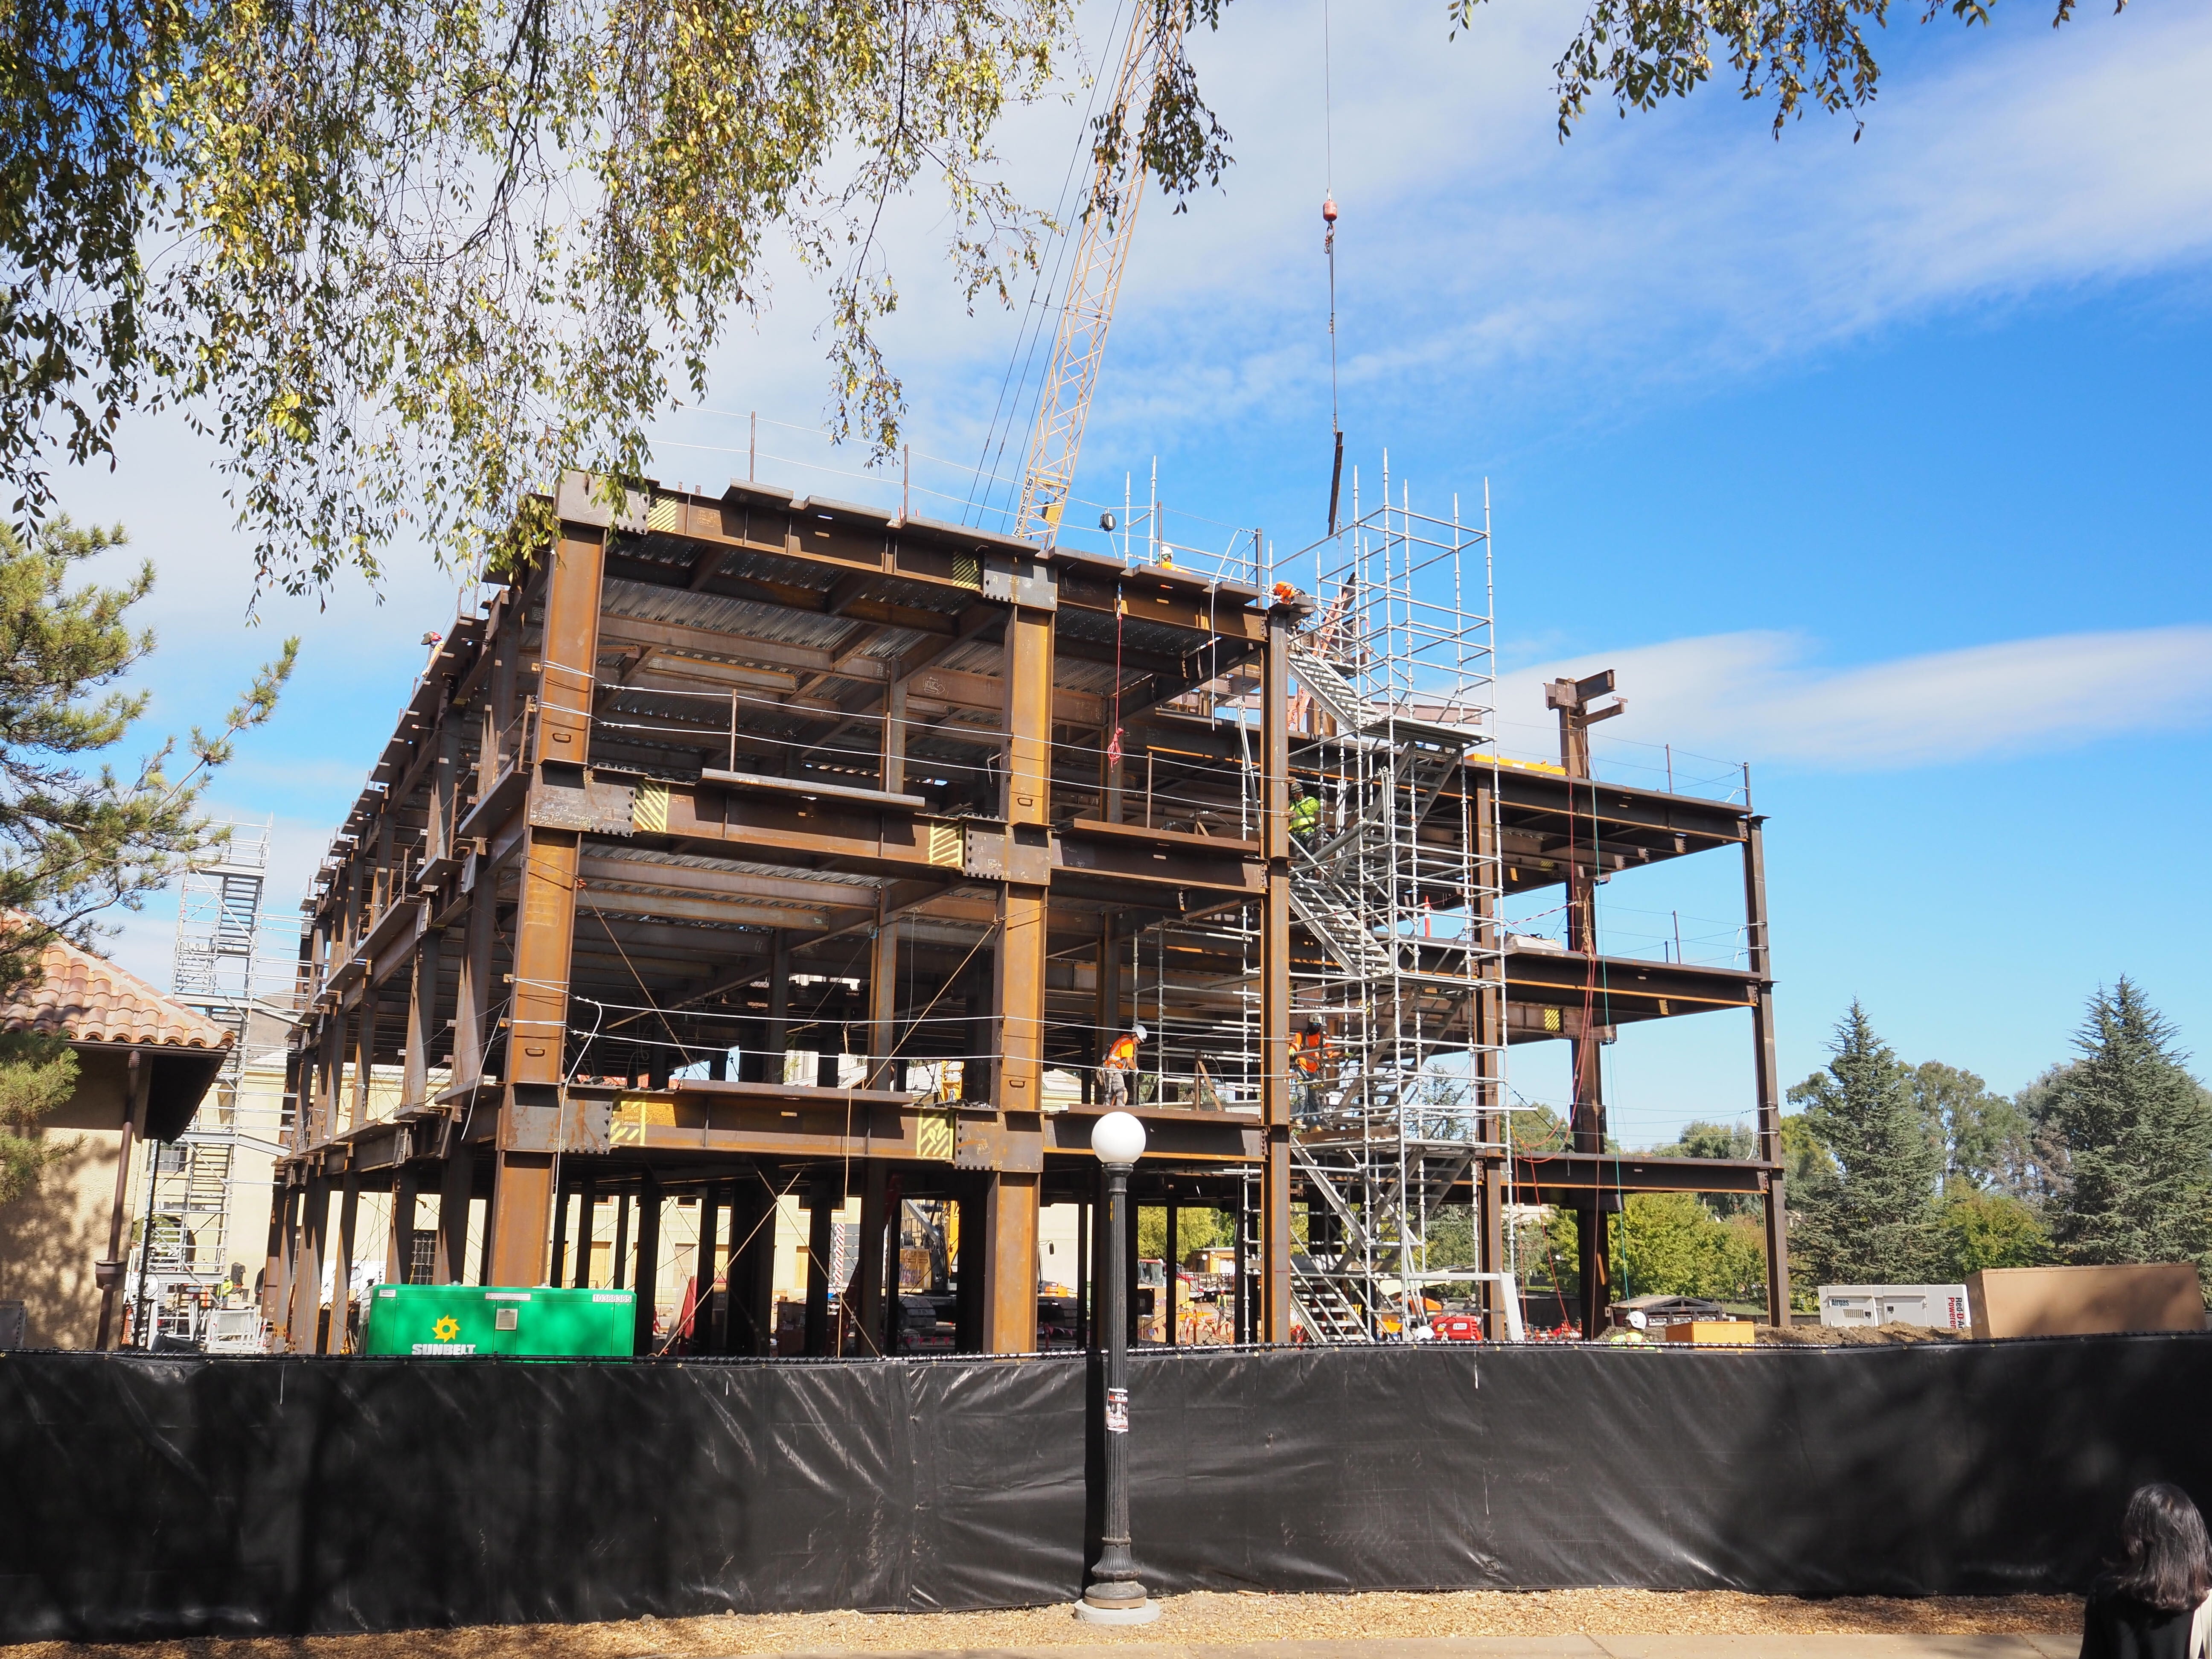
(1276, 477), (1507, 1342)
(130, 822), (284, 1343)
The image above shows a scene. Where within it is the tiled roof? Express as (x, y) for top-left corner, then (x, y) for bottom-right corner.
(1, 923), (233, 1051)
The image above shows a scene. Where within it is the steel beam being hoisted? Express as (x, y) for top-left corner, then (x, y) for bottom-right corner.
(1014, 4), (1190, 544)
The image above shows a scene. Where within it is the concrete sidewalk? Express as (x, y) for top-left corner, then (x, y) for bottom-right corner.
(770, 1640), (2080, 1659)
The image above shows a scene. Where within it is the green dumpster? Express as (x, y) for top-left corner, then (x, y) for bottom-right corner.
(359, 1284), (636, 1358)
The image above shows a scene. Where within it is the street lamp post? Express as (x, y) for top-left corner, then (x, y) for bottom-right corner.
(1077, 1109), (1158, 1625)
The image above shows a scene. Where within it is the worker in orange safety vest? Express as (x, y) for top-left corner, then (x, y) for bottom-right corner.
(1100, 1022), (1147, 1109)
(1292, 1017), (1331, 1118)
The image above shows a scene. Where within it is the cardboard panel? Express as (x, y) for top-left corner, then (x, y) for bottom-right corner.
(1967, 1263), (2206, 1340)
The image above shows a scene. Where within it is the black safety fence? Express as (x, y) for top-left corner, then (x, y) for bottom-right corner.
(4, 1333), (2208, 1642)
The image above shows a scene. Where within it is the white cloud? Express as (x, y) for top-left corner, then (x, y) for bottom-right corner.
(1498, 624), (2212, 772)
(1074, 0), (2212, 448)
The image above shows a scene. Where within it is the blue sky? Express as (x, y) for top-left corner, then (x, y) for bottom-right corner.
(55, 0), (2212, 1145)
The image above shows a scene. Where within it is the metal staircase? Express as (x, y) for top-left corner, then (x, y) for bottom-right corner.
(134, 821), (294, 1347)
(1276, 473), (1508, 1341)
(1289, 1253), (1372, 1343)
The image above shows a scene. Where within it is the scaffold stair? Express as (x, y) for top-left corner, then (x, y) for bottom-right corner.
(1287, 642), (1367, 734)
(1283, 862), (1380, 982)
(1290, 1254), (1371, 1344)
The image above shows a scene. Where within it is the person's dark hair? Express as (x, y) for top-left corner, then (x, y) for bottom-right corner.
(2115, 1483), (2212, 1612)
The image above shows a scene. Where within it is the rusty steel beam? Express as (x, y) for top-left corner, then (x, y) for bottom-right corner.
(1511, 1152), (1777, 1199)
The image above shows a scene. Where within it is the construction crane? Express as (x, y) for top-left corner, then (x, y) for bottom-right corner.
(1014, 4), (1190, 545)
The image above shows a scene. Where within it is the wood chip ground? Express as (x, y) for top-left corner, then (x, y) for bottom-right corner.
(0, 1589), (2082, 1659)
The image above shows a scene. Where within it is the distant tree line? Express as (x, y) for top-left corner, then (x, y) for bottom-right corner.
(1504, 980), (2212, 1316)
(1787, 981), (2212, 1299)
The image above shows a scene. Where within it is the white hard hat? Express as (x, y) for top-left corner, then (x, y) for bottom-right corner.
(1132, 1024), (1149, 1042)
(1626, 1309), (1647, 1330)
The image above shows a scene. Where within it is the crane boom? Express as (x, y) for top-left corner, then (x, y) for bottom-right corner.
(1015, 5), (1188, 545)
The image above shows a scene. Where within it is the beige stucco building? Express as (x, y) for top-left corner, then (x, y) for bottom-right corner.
(0, 931), (230, 1349)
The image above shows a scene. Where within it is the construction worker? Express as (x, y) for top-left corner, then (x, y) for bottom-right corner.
(1100, 1023), (1147, 1109)
(1602, 1308), (1655, 1346)
(1292, 1017), (1330, 1118)
(1288, 780), (1320, 842)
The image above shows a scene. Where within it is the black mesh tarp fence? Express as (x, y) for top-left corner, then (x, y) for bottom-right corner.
(4, 1333), (2206, 1641)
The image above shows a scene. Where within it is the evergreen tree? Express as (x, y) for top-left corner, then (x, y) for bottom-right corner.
(1787, 1002), (1945, 1286)
(2042, 981), (2212, 1271)
(0, 520), (294, 1204)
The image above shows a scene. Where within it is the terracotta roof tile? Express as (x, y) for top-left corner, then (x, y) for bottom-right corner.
(1, 924), (233, 1051)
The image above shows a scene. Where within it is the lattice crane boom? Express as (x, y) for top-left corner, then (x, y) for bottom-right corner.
(1015, 4), (1189, 544)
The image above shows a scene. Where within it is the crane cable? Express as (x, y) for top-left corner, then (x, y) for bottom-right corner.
(1323, 0), (1345, 536)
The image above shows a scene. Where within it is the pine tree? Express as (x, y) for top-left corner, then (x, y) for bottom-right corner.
(0, 520), (294, 1205)
(1787, 1002), (1945, 1286)
(2042, 981), (2212, 1271)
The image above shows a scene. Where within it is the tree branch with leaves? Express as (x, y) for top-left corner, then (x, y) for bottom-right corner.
(1, 0), (1236, 595)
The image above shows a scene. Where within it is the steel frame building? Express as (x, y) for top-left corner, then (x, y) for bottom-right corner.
(265, 470), (1788, 1355)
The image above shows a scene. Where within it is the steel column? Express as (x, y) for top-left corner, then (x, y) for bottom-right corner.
(804, 1172), (837, 1356)
(324, 1173), (360, 1353)
(384, 1163), (420, 1286)
(291, 1176), (330, 1352)
(1092, 915), (1118, 1098)
(855, 1159), (890, 1353)
(868, 902), (899, 1090)
(571, 1178), (598, 1286)
(433, 1144), (474, 1285)
(982, 1171), (1039, 1353)
(402, 927), (443, 1107)
(632, 1175), (661, 1354)
(1475, 778), (1510, 1340)
(692, 1180), (719, 1350)
(314, 1008), (344, 1144)
(451, 857), (497, 1091)
(490, 525), (604, 1287)
(1745, 815), (1791, 1326)
(733, 1179), (777, 1354)
(265, 1179), (297, 1330)
(882, 676), (907, 795)
(767, 930), (792, 1073)
(1260, 608), (1294, 1342)
(349, 990), (375, 1130)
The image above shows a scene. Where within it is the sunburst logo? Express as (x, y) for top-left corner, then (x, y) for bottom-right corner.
(432, 1315), (461, 1342)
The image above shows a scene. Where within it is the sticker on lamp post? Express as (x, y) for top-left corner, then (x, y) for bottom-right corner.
(1104, 1386), (1129, 1434)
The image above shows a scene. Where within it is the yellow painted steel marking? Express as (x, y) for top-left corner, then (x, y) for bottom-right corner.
(925, 821), (962, 868)
(633, 780), (669, 834)
(916, 1108), (957, 1162)
(1543, 1007), (1562, 1032)
(646, 495), (682, 533)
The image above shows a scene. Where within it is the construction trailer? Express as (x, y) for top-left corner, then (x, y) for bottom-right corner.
(265, 469), (1788, 1355)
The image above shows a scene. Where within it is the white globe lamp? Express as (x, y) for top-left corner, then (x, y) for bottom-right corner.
(1091, 1110), (1147, 1168)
